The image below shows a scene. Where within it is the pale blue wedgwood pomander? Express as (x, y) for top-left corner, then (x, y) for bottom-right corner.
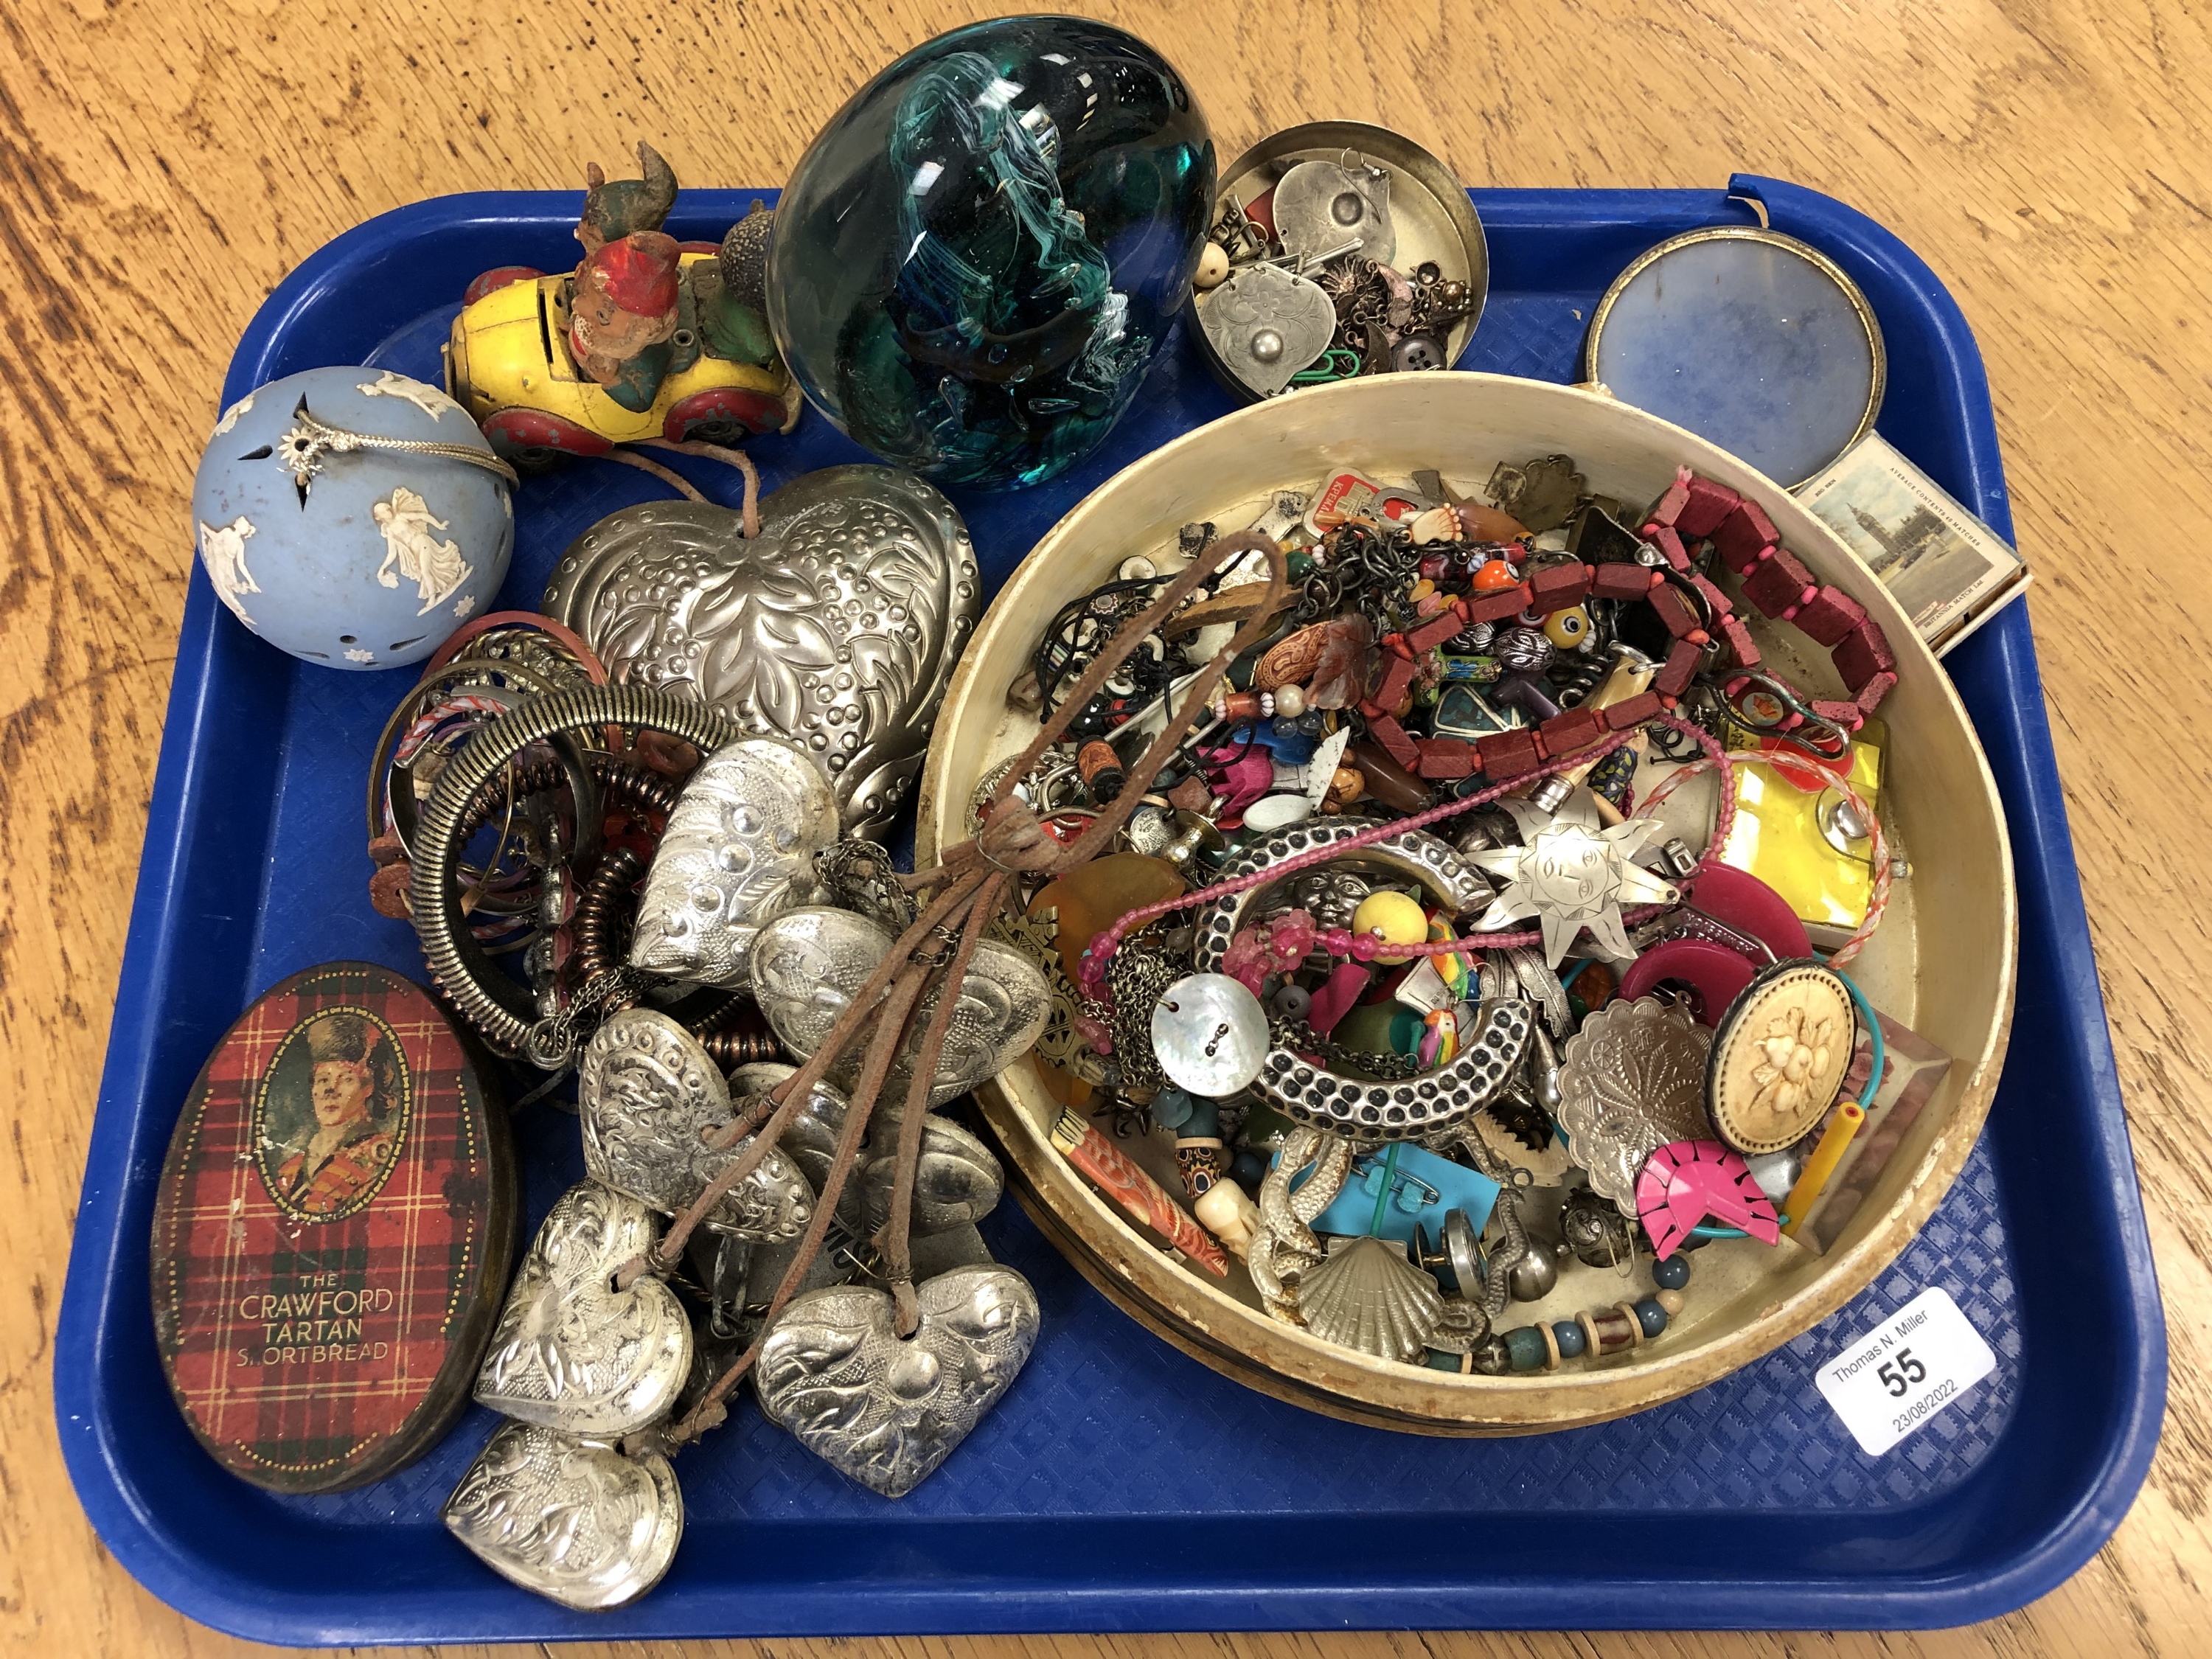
(191, 366), (515, 669)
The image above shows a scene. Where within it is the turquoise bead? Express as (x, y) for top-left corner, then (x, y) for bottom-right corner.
(1425, 1348), (1464, 1374)
(1652, 1254), (1692, 1290)
(1151, 1088), (1195, 1131)
(1634, 1298), (1669, 1338)
(1553, 1319), (1587, 1358)
(1505, 1325), (1549, 1371)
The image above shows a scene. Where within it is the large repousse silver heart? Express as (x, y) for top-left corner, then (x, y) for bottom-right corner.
(444, 1419), (684, 1611)
(474, 1181), (693, 1437)
(731, 1060), (1004, 1236)
(748, 908), (1051, 1107)
(543, 465), (980, 841)
(754, 1265), (1040, 1498)
(580, 1009), (815, 1240)
(625, 737), (838, 987)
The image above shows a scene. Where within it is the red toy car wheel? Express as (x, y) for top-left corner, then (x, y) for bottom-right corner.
(663, 386), (787, 443)
(462, 265), (545, 306)
(479, 407), (612, 467)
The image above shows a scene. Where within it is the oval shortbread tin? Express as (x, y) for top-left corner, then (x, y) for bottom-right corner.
(150, 961), (516, 1492)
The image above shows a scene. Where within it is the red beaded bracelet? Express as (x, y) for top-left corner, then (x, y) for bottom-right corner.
(1644, 467), (1896, 724)
(1360, 469), (1894, 784)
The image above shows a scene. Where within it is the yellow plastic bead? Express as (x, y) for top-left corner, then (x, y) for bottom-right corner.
(1409, 578), (1436, 602)
(1352, 891), (1430, 962)
(1544, 606), (1592, 649)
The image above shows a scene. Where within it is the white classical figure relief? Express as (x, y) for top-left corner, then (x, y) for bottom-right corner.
(199, 517), (260, 625)
(372, 486), (473, 616)
(211, 394), (254, 438)
(357, 369), (465, 424)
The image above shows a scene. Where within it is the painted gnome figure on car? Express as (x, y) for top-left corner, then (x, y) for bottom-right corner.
(569, 145), (685, 411)
(571, 231), (684, 411)
(444, 142), (793, 465)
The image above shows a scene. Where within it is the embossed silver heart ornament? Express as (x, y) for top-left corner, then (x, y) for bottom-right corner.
(626, 737), (838, 988)
(748, 908), (1051, 1107)
(580, 1009), (815, 1240)
(543, 465), (981, 840)
(443, 1419), (683, 1612)
(754, 1265), (1040, 1498)
(474, 1181), (693, 1437)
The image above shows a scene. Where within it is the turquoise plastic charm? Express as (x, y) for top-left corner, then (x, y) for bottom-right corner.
(1299, 1141), (1500, 1247)
(768, 17), (1215, 489)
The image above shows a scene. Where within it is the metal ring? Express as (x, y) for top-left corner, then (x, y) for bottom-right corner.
(365, 658), (565, 852)
(1256, 1001), (1533, 1141)
(409, 684), (740, 1057)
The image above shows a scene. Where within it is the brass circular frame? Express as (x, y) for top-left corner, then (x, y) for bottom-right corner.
(1581, 226), (1886, 487)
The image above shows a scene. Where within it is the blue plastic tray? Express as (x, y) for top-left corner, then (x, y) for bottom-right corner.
(58, 175), (2163, 1643)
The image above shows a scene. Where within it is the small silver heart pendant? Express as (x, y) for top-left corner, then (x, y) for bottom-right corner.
(443, 1419), (684, 1611)
(748, 907), (1051, 1107)
(473, 1181), (692, 1437)
(580, 1008), (815, 1240)
(626, 737), (839, 988)
(544, 465), (980, 840)
(731, 1060), (1004, 1236)
(754, 1265), (1040, 1498)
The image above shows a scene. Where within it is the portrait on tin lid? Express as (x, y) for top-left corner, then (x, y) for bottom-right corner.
(254, 1008), (410, 1220)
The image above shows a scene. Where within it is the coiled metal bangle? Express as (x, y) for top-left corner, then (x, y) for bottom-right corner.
(409, 684), (740, 1060)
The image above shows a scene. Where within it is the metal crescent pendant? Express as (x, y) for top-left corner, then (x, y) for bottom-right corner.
(1253, 997), (1533, 1141)
(1192, 820), (1523, 1139)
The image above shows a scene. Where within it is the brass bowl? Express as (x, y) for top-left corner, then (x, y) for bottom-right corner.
(915, 372), (2015, 1433)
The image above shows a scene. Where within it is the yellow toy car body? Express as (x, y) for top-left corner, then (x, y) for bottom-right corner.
(444, 255), (793, 462)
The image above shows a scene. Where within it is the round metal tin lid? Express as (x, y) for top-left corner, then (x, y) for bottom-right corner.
(150, 961), (515, 1493)
(1585, 226), (1885, 487)
(1197, 119), (1489, 403)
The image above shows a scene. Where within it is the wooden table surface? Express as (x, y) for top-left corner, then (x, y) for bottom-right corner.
(6, 0), (2206, 1652)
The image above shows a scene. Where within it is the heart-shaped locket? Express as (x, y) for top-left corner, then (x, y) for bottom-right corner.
(580, 1009), (815, 1240)
(543, 465), (979, 840)
(474, 1181), (693, 1436)
(749, 908), (1051, 1107)
(443, 1419), (684, 1611)
(626, 737), (838, 987)
(731, 1060), (1004, 1236)
(754, 1265), (1040, 1498)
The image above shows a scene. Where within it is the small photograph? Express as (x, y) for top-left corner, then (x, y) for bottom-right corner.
(1798, 434), (2030, 653)
(254, 1008), (409, 1221)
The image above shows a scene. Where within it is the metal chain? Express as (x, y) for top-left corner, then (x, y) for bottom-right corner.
(278, 408), (521, 487)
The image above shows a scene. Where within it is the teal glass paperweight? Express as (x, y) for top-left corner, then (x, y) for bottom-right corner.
(768, 17), (1215, 490)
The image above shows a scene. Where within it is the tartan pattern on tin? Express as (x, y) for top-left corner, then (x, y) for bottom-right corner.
(151, 962), (502, 1492)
